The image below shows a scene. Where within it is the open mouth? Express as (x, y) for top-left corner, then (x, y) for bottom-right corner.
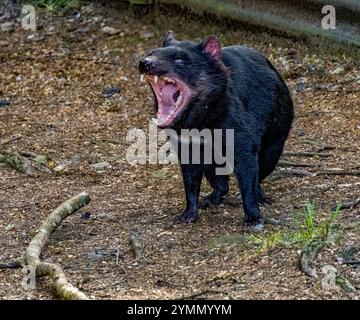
(143, 74), (191, 128)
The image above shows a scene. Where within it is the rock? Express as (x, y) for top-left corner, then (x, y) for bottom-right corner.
(102, 86), (121, 98)
(27, 33), (44, 42)
(265, 217), (280, 225)
(88, 249), (118, 262)
(68, 11), (81, 22)
(100, 97), (123, 112)
(278, 57), (290, 73)
(91, 161), (111, 172)
(331, 66), (345, 75)
(53, 164), (68, 173)
(74, 26), (90, 34)
(308, 64), (325, 76)
(4, 223), (15, 231)
(101, 26), (121, 35)
(140, 31), (154, 40)
(0, 99), (11, 108)
(80, 211), (91, 220)
(1, 21), (14, 32)
(296, 77), (306, 93)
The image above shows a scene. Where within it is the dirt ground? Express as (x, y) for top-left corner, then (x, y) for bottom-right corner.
(0, 3), (359, 300)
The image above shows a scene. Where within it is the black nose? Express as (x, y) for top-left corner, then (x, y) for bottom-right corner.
(139, 58), (155, 74)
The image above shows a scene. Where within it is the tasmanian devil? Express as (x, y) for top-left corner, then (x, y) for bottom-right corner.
(139, 31), (294, 228)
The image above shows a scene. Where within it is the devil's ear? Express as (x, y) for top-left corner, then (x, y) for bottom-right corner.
(163, 30), (175, 47)
(201, 35), (221, 61)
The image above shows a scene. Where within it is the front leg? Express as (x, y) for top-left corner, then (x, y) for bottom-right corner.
(234, 149), (263, 226)
(174, 164), (204, 223)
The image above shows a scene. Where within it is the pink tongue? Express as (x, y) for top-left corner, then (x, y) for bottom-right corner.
(162, 84), (177, 106)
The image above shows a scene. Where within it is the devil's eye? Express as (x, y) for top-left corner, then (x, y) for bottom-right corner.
(174, 59), (184, 65)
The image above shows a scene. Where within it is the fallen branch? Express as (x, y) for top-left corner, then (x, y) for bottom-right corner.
(278, 159), (322, 168)
(284, 152), (332, 158)
(178, 289), (227, 300)
(269, 168), (314, 180)
(332, 198), (360, 211)
(315, 170), (360, 176)
(0, 151), (32, 175)
(300, 240), (326, 277)
(24, 192), (91, 300)
(0, 134), (21, 146)
(0, 259), (22, 269)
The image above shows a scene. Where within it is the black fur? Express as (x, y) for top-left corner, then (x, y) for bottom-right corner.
(139, 33), (294, 226)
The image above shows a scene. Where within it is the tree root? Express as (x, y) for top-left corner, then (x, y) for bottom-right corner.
(24, 192), (91, 300)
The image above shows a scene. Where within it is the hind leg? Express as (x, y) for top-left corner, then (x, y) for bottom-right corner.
(257, 139), (286, 204)
(256, 184), (272, 205)
(200, 165), (229, 208)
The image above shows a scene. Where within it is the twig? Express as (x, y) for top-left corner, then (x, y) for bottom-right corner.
(333, 198), (360, 211)
(0, 259), (22, 269)
(74, 57), (121, 66)
(20, 151), (37, 158)
(0, 134), (21, 146)
(269, 169), (314, 180)
(315, 170), (360, 176)
(278, 159), (322, 168)
(178, 289), (227, 300)
(24, 192), (91, 300)
(284, 152), (332, 158)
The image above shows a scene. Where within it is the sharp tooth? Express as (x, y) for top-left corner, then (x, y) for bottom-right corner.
(154, 75), (158, 83)
(140, 74), (145, 83)
(175, 94), (183, 108)
(164, 77), (175, 84)
(152, 118), (158, 125)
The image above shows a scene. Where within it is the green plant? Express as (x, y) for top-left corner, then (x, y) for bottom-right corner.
(28, 0), (83, 12)
(248, 201), (342, 253)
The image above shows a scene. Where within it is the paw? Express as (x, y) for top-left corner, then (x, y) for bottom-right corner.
(244, 215), (264, 232)
(174, 209), (199, 224)
(199, 192), (224, 209)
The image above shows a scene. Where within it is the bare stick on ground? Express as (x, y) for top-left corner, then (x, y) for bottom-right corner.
(277, 159), (322, 168)
(284, 151), (332, 158)
(315, 169), (360, 176)
(24, 192), (91, 300)
(332, 198), (360, 211)
(0, 134), (21, 146)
